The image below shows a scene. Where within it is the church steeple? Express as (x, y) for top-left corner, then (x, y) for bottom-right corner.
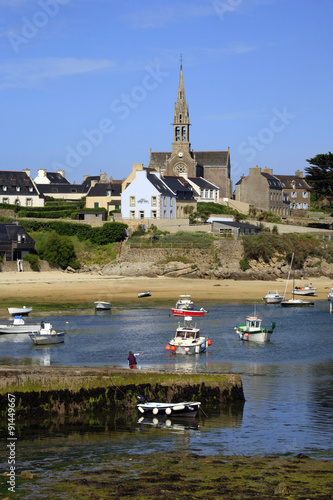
(172, 57), (191, 153)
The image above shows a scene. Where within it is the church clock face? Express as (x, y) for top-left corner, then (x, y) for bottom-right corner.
(174, 163), (187, 175)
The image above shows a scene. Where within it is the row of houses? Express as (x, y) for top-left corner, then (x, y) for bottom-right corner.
(0, 164), (311, 220)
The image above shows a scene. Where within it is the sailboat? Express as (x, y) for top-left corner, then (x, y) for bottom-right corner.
(281, 252), (314, 307)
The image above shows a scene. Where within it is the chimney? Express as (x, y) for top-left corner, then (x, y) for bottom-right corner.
(295, 170), (303, 178)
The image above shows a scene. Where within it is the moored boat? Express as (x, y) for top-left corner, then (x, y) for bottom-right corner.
(262, 291), (284, 304)
(136, 395), (201, 417)
(0, 315), (41, 335)
(94, 301), (111, 310)
(171, 294), (207, 316)
(280, 252), (314, 307)
(29, 322), (65, 345)
(166, 316), (212, 354)
(235, 315), (276, 342)
(138, 291), (151, 298)
(8, 306), (33, 316)
(327, 288), (333, 301)
(292, 285), (317, 296)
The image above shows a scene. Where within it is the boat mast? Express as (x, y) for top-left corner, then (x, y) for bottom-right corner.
(283, 251), (295, 299)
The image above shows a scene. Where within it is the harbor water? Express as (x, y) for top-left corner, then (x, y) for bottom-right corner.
(0, 300), (332, 486)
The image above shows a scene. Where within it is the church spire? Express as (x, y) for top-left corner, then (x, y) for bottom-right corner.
(172, 57), (191, 152)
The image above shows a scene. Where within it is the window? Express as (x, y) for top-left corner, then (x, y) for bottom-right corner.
(130, 196), (135, 207)
(106, 190), (112, 196)
(291, 192), (297, 198)
(303, 192), (308, 198)
(139, 210), (145, 219)
(175, 127), (180, 141)
(3, 198), (8, 204)
(182, 126), (186, 141)
(29, 186), (33, 192)
(16, 186), (21, 192)
(130, 211), (135, 219)
(164, 197), (166, 207)
(151, 210), (157, 219)
(210, 190), (214, 199)
(151, 196), (157, 206)
(26, 199), (32, 206)
(3, 186), (7, 191)
(94, 202), (99, 208)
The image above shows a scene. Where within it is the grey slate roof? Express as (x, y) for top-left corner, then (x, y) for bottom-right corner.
(0, 171), (40, 196)
(274, 175), (310, 190)
(188, 177), (218, 189)
(147, 173), (176, 197)
(87, 182), (122, 197)
(213, 220), (260, 231)
(162, 176), (196, 200)
(0, 223), (35, 244)
(261, 173), (283, 190)
(46, 172), (70, 184)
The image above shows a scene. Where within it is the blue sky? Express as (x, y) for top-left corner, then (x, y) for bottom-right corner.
(1, 0), (332, 188)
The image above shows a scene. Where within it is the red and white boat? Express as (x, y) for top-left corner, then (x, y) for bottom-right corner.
(171, 295), (207, 317)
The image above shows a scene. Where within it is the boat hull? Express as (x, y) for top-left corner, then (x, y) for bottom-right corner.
(29, 332), (65, 345)
(94, 302), (111, 310)
(171, 308), (206, 317)
(263, 296), (284, 304)
(8, 307), (32, 316)
(281, 300), (314, 307)
(138, 291), (151, 298)
(137, 402), (201, 417)
(235, 327), (272, 342)
(0, 324), (41, 334)
(292, 288), (316, 296)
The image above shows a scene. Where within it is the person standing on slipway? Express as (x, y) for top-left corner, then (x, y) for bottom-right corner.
(128, 351), (143, 369)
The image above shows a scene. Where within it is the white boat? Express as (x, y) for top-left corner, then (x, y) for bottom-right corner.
(138, 291), (151, 298)
(136, 395), (201, 417)
(94, 301), (111, 310)
(262, 291), (284, 304)
(29, 322), (65, 345)
(0, 315), (41, 335)
(292, 285), (317, 296)
(235, 315), (276, 342)
(8, 306), (33, 316)
(327, 288), (333, 301)
(166, 316), (212, 355)
(280, 253), (314, 307)
(175, 295), (194, 310)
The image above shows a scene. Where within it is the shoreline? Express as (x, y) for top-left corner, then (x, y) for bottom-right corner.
(0, 272), (332, 312)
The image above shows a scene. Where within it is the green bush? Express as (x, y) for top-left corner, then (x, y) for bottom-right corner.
(239, 258), (250, 271)
(37, 232), (80, 270)
(22, 253), (39, 271)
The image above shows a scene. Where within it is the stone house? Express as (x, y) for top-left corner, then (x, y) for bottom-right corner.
(85, 180), (122, 213)
(274, 170), (311, 211)
(0, 223), (35, 261)
(235, 166), (290, 217)
(212, 220), (261, 238)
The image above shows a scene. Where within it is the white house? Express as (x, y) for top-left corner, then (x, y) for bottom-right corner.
(121, 170), (176, 220)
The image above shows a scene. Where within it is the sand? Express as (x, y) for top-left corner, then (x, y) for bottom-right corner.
(0, 271), (332, 311)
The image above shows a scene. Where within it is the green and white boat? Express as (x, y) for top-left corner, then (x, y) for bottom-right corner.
(235, 315), (276, 342)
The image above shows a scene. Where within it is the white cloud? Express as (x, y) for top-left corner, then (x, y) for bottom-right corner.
(0, 57), (114, 89)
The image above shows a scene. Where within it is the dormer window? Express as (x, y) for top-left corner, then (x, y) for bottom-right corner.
(29, 186), (33, 192)
(16, 186), (21, 192)
(106, 190), (112, 196)
(3, 186), (7, 191)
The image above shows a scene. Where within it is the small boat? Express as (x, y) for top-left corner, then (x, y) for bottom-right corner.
(327, 288), (333, 301)
(262, 291), (284, 304)
(8, 306), (33, 316)
(136, 395), (201, 417)
(138, 291), (151, 298)
(292, 285), (317, 296)
(29, 322), (65, 345)
(94, 301), (111, 310)
(171, 294), (207, 316)
(280, 252), (314, 307)
(235, 315), (276, 342)
(166, 316), (212, 354)
(0, 315), (41, 335)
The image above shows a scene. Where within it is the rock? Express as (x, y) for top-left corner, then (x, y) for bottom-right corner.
(20, 471), (34, 479)
(274, 483), (290, 495)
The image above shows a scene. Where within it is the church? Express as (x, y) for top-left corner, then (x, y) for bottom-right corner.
(148, 61), (232, 201)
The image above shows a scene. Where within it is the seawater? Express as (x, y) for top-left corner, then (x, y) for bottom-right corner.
(0, 301), (332, 476)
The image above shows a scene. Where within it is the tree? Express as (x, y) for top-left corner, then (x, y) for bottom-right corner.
(37, 232), (79, 269)
(305, 152), (333, 207)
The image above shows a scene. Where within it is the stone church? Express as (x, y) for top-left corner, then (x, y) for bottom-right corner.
(148, 62), (232, 200)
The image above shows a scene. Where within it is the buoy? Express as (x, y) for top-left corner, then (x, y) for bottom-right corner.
(171, 345), (176, 351)
(153, 407), (159, 415)
(207, 339), (212, 346)
(245, 333), (249, 337)
(166, 344), (171, 351)
(165, 407), (171, 415)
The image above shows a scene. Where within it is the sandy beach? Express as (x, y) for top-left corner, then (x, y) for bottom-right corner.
(0, 271), (332, 311)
